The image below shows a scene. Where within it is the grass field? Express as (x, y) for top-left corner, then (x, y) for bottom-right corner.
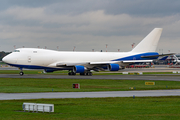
(0, 78), (180, 93)
(0, 70), (180, 119)
(0, 97), (180, 120)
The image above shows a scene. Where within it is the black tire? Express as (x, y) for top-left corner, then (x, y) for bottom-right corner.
(68, 72), (76, 75)
(72, 72), (76, 75)
(85, 72), (88, 76)
(80, 73), (85, 75)
(19, 72), (24, 76)
(88, 72), (92, 76)
(89, 72), (92, 76)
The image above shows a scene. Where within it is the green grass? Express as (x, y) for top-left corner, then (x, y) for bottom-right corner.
(0, 97), (180, 120)
(0, 78), (180, 93)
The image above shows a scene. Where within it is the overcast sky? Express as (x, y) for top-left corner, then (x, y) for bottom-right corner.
(0, 0), (180, 53)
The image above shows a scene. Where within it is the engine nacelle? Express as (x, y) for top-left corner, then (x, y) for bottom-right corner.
(44, 69), (56, 73)
(73, 65), (86, 73)
(108, 64), (120, 71)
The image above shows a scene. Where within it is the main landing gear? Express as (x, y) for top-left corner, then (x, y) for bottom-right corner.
(80, 72), (92, 76)
(68, 71), (93, 76)
(68, 71), (76, 75)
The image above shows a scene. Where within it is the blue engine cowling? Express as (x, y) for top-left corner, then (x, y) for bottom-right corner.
(73, 65), (86, 73)
(108, 64), (120, 71)
(44, 69), (56, 73)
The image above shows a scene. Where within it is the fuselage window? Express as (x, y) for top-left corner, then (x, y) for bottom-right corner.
(33, 51), (37, 53)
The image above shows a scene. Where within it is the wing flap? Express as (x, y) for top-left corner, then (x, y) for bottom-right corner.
(123, 60), (153, 63)
(49, 59), (152, 67)
(90, 61), (119, 65)
(48, 62), (90, 67)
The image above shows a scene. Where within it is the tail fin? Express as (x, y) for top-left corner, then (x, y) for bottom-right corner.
(131, 28), (163, 53)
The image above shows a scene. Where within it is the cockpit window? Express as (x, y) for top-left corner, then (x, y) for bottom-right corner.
(14, 50), (20, 52)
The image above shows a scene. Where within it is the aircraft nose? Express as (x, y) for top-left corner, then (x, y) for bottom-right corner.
(2, 56), (8, 63)
(2, 55), (13, 64)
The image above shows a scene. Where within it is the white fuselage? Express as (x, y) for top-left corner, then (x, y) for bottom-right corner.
(3, 48), (155, 69)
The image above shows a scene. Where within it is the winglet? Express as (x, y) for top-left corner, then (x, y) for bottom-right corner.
(131, 28), (163, 53)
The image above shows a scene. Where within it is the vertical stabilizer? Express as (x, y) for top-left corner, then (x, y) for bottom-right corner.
(131, 28), (163, 53)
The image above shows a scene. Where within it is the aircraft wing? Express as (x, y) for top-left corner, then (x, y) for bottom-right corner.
(122, 60), (153, 63)
(48, 62), (90, 67)
(90, 60), (153, 65)
(48, 60), (152, 68)
(90, 61), (119, 65)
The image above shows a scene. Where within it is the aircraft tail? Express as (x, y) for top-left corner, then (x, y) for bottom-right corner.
(131, 28), (163, 53)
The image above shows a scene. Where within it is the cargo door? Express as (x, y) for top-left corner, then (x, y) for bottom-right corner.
(28, 56), (31, 63)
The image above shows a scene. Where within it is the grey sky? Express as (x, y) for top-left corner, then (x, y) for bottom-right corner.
(0, 0), (180, 53)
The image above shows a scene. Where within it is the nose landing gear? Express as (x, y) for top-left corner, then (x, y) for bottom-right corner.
(19, 68), (24, 76)
(19, 71), (24, 76)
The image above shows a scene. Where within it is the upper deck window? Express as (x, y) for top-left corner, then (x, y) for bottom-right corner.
(14, 50), (20, 52)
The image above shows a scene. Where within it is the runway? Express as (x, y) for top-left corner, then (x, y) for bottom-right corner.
(0, 89), (180, 100)
(1, 74), (180, 81)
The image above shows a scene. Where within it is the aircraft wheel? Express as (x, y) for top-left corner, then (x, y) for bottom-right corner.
(88, 72), (92, 76)
(19, 72), (24, 76)
(84, 72), (88, 76)
(68, 72), (76, 76)
(85, 72), (92, 76)
(80, 73), (85, 76)
(72, 72), (76, 75)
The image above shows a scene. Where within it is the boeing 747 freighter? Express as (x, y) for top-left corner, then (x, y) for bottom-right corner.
(3, 28), (167, 76)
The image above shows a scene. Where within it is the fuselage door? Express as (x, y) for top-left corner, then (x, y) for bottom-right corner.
(28, 56), (31, 63)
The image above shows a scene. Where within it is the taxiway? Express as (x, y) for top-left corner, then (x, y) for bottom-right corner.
(0, 89), (180, 100)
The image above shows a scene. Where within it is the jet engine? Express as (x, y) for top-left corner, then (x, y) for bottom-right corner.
(44, 69), (56, 73)
(73, 65), (86, 73)
(108, 63), (120, 71)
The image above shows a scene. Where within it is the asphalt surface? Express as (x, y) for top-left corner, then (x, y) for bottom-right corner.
(1, 90), (180, 100)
